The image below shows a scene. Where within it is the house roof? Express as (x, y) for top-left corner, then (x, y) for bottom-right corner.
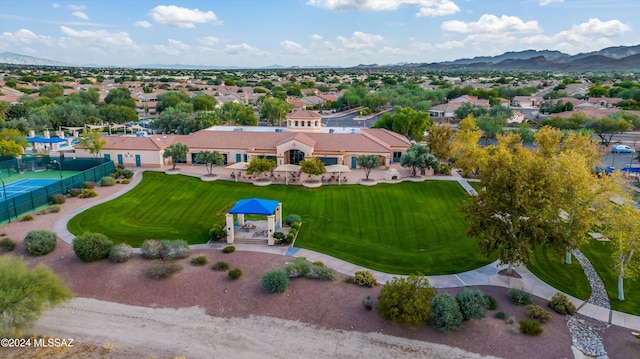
(287, 109), (322, 119)
(102, 136), (170, 151)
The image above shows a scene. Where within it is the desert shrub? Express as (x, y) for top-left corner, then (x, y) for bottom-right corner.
(526, 304), (552, 323)
(519, 319), (543, 336)
(141, 239), (163, 259)
(211, 261), (229, 271)
(148, 261), (182, 279)
(495, 311), (507, 320)
(290, 222), (301, 230)
(261, 270), (289, 293)
(363, 296), (373, 310)
(73, 232), (113, 262)
(273, 231), (286, 244)
(121, 179), (131, 184)
(484, 294), (498, 310)
(288, 228), (297, 236)
(39, 205), (61, 214)
(82, 181), (96, 189)
(208, 224), (226, 241)
(109, 243), (133, 263)
(506, 316), (519, 334)
(508, 288), (532, 305)
(190, 255), (209, 266)
(377, 273), (437, 326)
(0, 237), (16, 252)
(121, 169), (134, 179)
(99, 176), (116, 186)
(79, 189), (98, 198)
(160, 240), (190, 260)
(24, 230), (57, 256)
(430, 293), (463, 333)
(435, 163), (452, 175)
(455, 288), (488, 320)
(284, 258), (314, 278)
(116, 164), (125, 170)
(284, 214), (301, 225)
(548, 292), (576, 315)
(307, 263), (337, 281)
(228, 268), (242, 280)
(351, 270), (378, 287)
(222, 245), (235, 254)
(284, 233), (295, 244)
(20, 214), (34, 222)
(69, 188), (82, 197)
(50, 193), (66, 204)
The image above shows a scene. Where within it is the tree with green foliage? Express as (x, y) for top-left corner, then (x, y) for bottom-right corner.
(300, 157), (326, 182)
(476, 114), (507, 145)
(154, 107), (191, 134)
(39, 84), (64, 99)
(190, 93), (217, 112)
(246, 157), (277, 180)
(356, 154), (380, 180)
(363, 93), (388, 112)
(452, 115), (486, 177)
(0, 128), (27, 157)
(373, 106), (432, 141)
(586, 116), (632, 147)
(78, 130), (106, 158)
(427, 123), (454, 162)
(400, 144), (438, 177)
(217, 102), (257, 126)
(377, 273), (437, 326)
(104, 87), (136, 108)
(99, 104), (138, 124)
(260, 97), (292, 126)
(156, 91), (190, 113)
(0, 255), (73, 337)
(196, 150), (225, 175)
(163, 142), (189, 170)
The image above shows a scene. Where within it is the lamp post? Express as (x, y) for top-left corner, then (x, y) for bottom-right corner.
(51, 160), (64, 194)
(0, 177), (10, 223)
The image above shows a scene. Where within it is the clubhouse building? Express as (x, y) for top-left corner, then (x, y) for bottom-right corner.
(72, 110), (413, 170)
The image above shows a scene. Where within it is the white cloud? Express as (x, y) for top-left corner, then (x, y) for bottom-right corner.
(52, 3), (60, 9)
(224, 43), (263, 56)
(0, 29), (39, 44)
(539, 0), (563, 6)
(72, 11), (89, 20)
(153, 39), (190, 56)
(570, 18), (631, 37)
(442, 14), (540, 34)
(280, 40), (305, 52)
(435, 40), (464, 50)
(307, 0), (459, 16)
(148, 5), (220, 29)
(311, 34), (323, 40)
(68, 4), (85, 11)
(134, 20), (152, 28)
(197, 36), (221, 46)
(60, 26), (134, 46)
(337, 31), (384, 49)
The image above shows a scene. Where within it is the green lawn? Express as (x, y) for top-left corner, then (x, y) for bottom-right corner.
(581, 240), (640, 315)
(68, 171), (494, 275)
(526, 247), (591, 300)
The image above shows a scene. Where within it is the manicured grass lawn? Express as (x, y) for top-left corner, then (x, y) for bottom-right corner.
(581, 240), (640, 316)
(68, 171), (494, 275)
(526, 247), (591, 300)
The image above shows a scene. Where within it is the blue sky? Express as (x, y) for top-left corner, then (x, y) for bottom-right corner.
(1, 0), (639, 67)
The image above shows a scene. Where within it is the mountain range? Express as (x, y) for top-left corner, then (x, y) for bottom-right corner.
(1, 44), (639, 71)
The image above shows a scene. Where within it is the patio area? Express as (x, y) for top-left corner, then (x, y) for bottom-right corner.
(232, 220), (291, 243)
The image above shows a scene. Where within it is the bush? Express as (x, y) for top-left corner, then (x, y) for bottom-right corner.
(211, 261), (229, 271)
(363, 296), (373, 310)
(228, 268), (242, 280)
(20, 214), (34, 222)
(121, 169), (134, 179)
(506, 316), (520, 334)
(209, 224), (227, 241)
(307, 263), (337, 281)
(508, 288), (532, 305)
(484, 295), (498, 310)
(284, 214), (301, 225)
(435, 163), (452, 175)
(285, 258), (313, 278)
(288, 228), (297, 237)
(73, 232), (113, 262)
(455, 288), (488, 320)
(99, 176), (116, 186)
(519, 319), (543, 336)
(0, 237), (16, 252)
(548, 292), (576, 315)
(495, 311), (507, 320)
(51, 193), (66, 204)
(526, 304), (552, 323)
(290, 222), (301, 230)
(273, 231), (286, 244)
(38, 205), (61, 215)
(377, 273), (437, 326)
(148, 261), (182, 279)
(24, 230), (57, 256)
(141, 239), (163, 259)
(430, 293), (463, 333)
(261, 270), (289, 293)
(121, 179), (131, 184)
(222, 245), (235, 254)
(190, 255), (209, 266)
(79, 189), (98, 198)
(83, 181), (96, 189)
(351, 270), (378, 287)
(109, 243), (133, 263)
(69, 188), (82, 197)
(284, 233), (295, 244)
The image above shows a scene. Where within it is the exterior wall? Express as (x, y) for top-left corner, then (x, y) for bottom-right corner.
(75, 148), (164, 168)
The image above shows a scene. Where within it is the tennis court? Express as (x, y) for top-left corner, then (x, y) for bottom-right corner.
(0, 178), (61, 201)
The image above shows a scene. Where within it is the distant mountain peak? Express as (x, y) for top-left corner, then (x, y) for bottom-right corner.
(0, 52), (72, 66)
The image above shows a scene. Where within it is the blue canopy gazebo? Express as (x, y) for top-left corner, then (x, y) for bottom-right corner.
(225, 198), (282, 245)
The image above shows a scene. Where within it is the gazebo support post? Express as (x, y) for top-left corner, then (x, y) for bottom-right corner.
(267, 215), (275, 245)
(238, 213), (245, 226)
(276, 203), (282, 230)
(225, 214), (235, 244)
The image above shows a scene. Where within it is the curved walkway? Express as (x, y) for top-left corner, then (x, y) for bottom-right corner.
(53, 168), (640, 335)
